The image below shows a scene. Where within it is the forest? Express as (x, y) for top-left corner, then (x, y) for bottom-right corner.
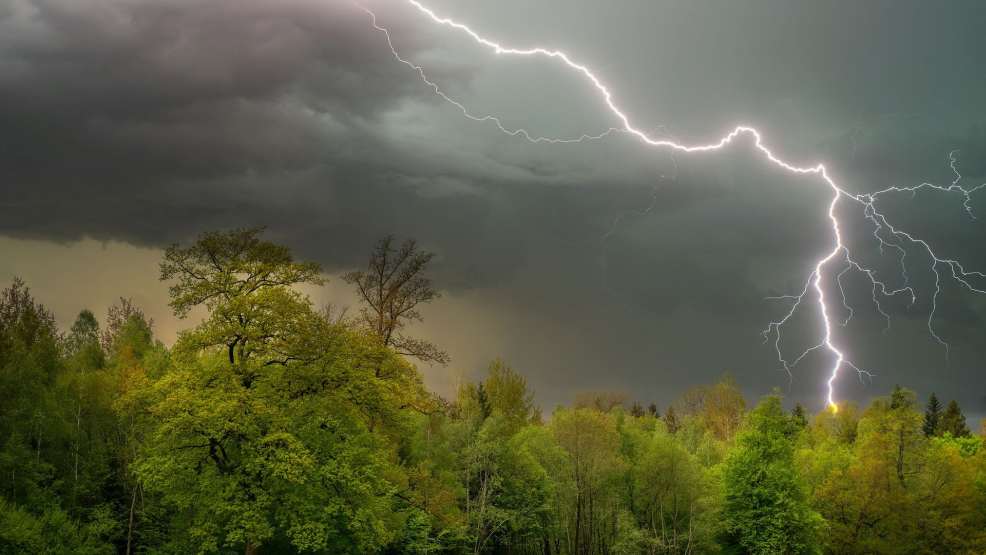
(1, 228), (984, 554)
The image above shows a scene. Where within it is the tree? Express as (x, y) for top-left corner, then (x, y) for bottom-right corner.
(720, 395), (822, 554)
(433, 361), (544, 553)
(0, 278), (63, 508)
(101, 299), (163, 555)
(647, 403), (658, 418)
(676, 376), (746, 441)
(344, 235), (449, 364)
(422, 368), (531, 553)
(792, 403), (808, 429)
(888, 387), (922, 485)
(159, 227), (323, 376)
(501, 425), (571, 554)
(664, 406), (680, 434)
(0, 498), (115, 554)
(63, 310), (112, 512)
(890, 384), (909, 409)
(702, 376), (746, 440)
(631, 427), (720, 553)
(10, 250), (986, 554)
(483, 358), (536, 430)
(458, 381), (492, 425)
(100, 298), (153, 355)
(810, 388), (925, 553)
(573, 391), (627, 412)
(551, 408), (624, 554)
(140, 229), (421, 553)
(809, 401), (860, 445)
(912, 436), (986, 551)
(0, 278), (57, 349)
(66, 310), (102, 360)
(923, 393), (943, 437)
(940, 400), (970, 437)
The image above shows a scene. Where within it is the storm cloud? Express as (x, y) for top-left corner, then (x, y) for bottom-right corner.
(2, 0), (985, 415)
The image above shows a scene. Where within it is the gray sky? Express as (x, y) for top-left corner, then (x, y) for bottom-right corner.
(2, 0), (985, 416)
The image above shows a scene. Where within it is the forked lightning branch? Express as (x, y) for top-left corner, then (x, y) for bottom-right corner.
(359, 0), (986, 409)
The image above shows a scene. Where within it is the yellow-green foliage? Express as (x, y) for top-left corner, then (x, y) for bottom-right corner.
(2, 233), (985, 555)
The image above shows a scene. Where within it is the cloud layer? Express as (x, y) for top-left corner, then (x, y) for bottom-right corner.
(2, 0), (985, 414)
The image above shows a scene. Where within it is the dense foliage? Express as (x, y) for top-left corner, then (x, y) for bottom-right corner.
(1, 229), (984, 554)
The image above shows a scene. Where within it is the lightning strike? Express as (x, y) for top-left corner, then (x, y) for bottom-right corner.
(359, 0), (986, 409)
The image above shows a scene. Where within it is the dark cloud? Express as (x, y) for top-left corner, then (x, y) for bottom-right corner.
(1, 0), (985, 417)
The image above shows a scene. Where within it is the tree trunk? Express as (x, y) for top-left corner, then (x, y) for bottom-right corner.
(74, 401), (81, 500)
(896, 429), (906, 485)
(574, 490), (582, 555)
(126, 484), (139, 554)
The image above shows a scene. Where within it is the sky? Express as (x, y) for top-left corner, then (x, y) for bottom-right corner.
(2, 0), (985, 417)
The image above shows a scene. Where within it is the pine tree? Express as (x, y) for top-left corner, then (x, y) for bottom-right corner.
(630, 402), (645, 418)
(922, 393), (942, 437)
(939, 399), (970, 437)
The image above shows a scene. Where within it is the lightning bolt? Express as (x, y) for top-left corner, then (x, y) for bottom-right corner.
(358, 0), (986, 410)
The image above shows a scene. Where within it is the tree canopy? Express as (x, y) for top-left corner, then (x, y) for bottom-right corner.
(1, 230), (985, 554)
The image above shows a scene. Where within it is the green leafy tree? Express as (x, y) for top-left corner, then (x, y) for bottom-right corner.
(9, 247), (986, 554)
(458, 382), (492, 426)
(808, 402), (860, 446)
(664, 406), (680, 434)
(60, 310), (116, 516)
(912, 436), (986, 551)
(792, 403), (808, 429)
(0, 498), (115, 554)
(0, 281), (122, 550)
(503, 425), (572, 554)
(0, 278), (63, 507)
(101, 298), (167, 554)
(676, 376), (746, 441)
(720, 395), (822, 554)
(434, 360), (545, 553)
(66, 310), (102, 360)
(138, 229), (422, 553)
(632, 427), (720, 553)
(550, 408), (624, 554)
(483, 359), (536, 432)
(100, 297), (153, 356)
(159, 227), (323, 377)
(810, 388), (926, 553)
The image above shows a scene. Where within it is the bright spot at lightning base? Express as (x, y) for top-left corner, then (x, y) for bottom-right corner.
(357, 0), (986, 410)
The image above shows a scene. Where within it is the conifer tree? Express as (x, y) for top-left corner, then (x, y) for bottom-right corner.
(939, 399), (970, 437)
(922, 392), (942, 437)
